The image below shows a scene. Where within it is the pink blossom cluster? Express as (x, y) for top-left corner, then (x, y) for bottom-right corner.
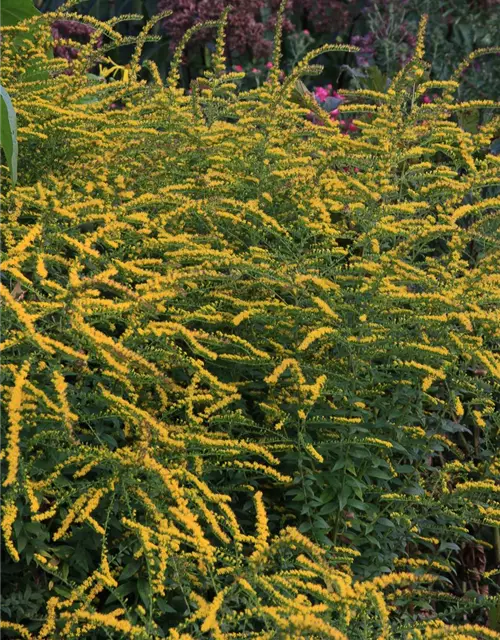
(311, 85), (359, 134)
(233, 60), (281, 76)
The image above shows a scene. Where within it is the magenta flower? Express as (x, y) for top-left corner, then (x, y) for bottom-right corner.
(265, 61), (273, 69)
(314, 86), (329, 102)
(234, 64), (244, 72)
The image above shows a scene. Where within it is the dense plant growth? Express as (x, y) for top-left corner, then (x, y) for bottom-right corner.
(36, 0), (500, 99)
(1, 1), (500, 638)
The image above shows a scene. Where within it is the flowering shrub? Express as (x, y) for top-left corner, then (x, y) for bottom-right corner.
(1, 2), (500, 637)
(157, 0), (288, 58)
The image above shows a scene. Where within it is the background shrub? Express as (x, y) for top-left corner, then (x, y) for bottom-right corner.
(36, 0), (500, 98)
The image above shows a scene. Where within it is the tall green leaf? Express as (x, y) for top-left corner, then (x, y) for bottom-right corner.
(1, 0), (40, 27)
(0, 86), (18, 185)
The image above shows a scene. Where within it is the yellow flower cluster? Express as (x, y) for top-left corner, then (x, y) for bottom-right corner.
(1, 501), (20, 562)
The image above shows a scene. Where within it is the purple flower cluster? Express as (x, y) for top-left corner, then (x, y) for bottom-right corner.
(291, 0), (352, 34)
(351, 22), (416, 69)
(350, 0), (417, 69)
(157, 0), (359, 60)
(157, 0), (293, 58)
(51, 20), (102, 62)
(350, 33), (376, 68)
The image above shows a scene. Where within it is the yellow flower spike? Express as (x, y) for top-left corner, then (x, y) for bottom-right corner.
(1, 501), (20, 562)
(265, 358), (307, 386)
(3, 361), (31, 487)
(250, 491), (270, 562)
(0, 285), (54, 354)
(52, 370), (79, 435)
(0, 621), (33, 639)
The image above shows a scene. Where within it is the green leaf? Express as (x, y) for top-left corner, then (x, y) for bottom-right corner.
(348, 499), (368, 511)
(119, 559), (142, 582)
(319, 501), (338, 516)
(458, 109), (480, 134)
(338, 485), (352, 510)
(137, 578), (151, 608)
(290, 80), (312, 108)
(19, 62), (50, 85)
(377, 517), (395, 528)
(489, 599), (500, 631)
(405, 486), (425, 496)
(16, 534), (28, 553)
(1, 0), (40, 26)
(157, 598), (177, 614)
(363, 66), (387, 93)
(368, 468), (393, 480)
(0, 85), (18, 185)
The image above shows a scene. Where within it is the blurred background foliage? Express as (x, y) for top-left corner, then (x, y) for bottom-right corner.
(37, 0), (500, 98)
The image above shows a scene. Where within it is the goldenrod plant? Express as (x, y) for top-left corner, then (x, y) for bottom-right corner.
(1, 1), (499, 637)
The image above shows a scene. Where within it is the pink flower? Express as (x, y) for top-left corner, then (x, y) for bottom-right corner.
(314, 86), (329, 102)
(252, 68), (261, 74)
(265, 61), (273, 69)
(422, 95), (432, 104)
(348, 122), (358, 132)
(303, 29), (310, 35)
(330, 108), (339, 117)
(234, 64), (243, 72)
(353, 167), (359, 173)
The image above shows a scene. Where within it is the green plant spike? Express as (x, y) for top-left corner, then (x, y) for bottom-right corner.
(0, 85), (18, 186)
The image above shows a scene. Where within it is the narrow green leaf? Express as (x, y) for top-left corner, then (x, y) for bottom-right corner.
(290, 80), (312, 108)
(1, 0), (41, 27)
(137, 578), (151, 608)
(119, 559), (142, 582)
(0, 85), (18, 185)
(459, 109), (480, 134)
